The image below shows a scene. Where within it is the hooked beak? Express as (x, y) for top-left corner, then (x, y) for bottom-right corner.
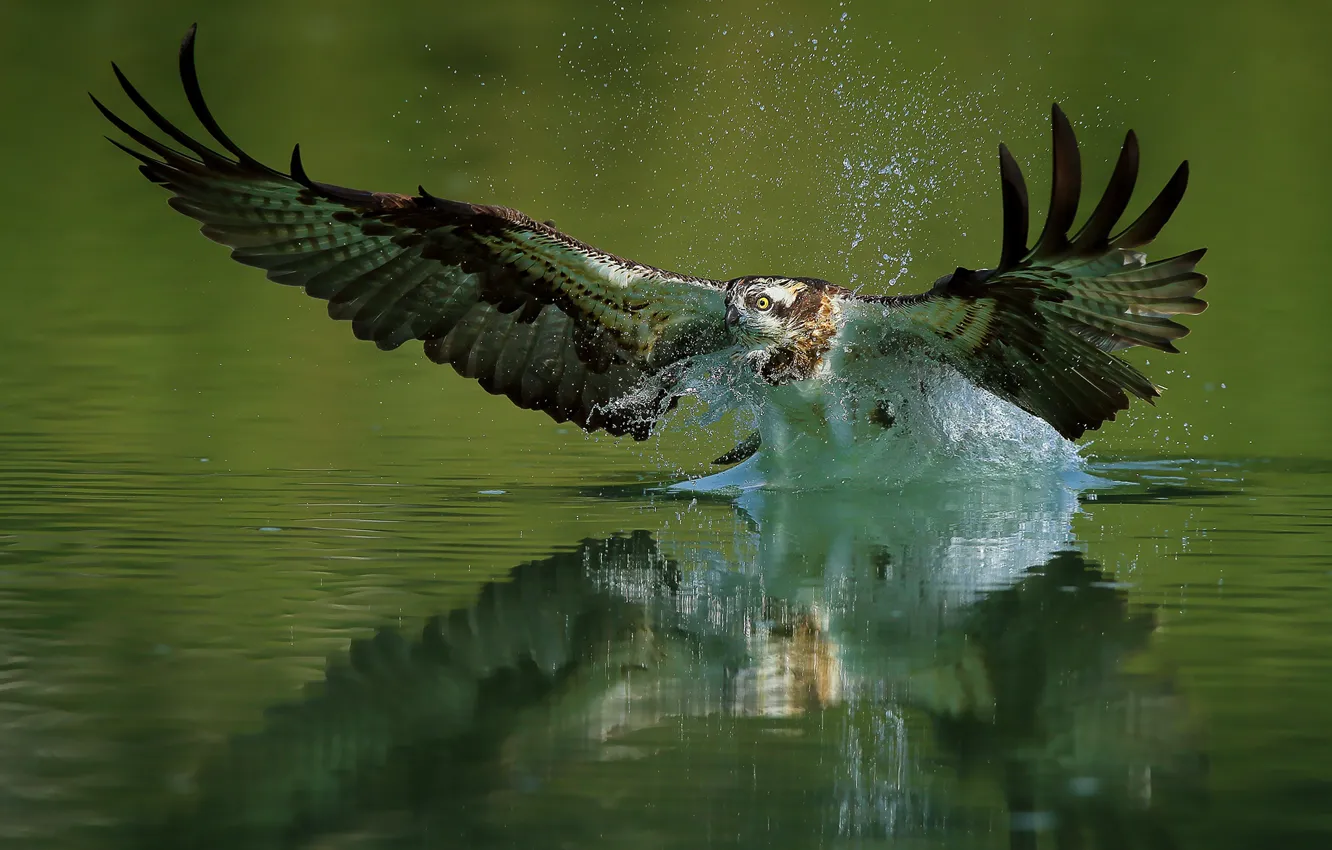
(725, 302), (741, 327)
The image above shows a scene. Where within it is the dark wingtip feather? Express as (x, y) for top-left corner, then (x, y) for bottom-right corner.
(103, 135), (163, 171)
(997, 143), (1030, 272)
(90, 90), (200, 168)
(109, 60), (231, 166)
(286, 144), (381, 206)
(88, 91), (114, 121)
(1071, 130), (1140, 253)
(178, 24), (268, 171)
(290, 144), (312, 186)
(1029, 103), (1081, 261)
(1112, 160), (1189, 250)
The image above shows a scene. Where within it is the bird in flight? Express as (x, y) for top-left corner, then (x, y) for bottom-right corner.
(94, 27), (1206, 471)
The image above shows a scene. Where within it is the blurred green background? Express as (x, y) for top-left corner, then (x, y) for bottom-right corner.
(2, 2), (1331, 848)
(4, 0), (1329, 475)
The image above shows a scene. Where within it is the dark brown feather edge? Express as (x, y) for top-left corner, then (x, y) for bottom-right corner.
(855, 104), (1207, 440)
(1028, 104), (1081, 261)
(93, 26), (729, 441)
(996, 143), (1030, 273)
(1069, 131), (1139, 254)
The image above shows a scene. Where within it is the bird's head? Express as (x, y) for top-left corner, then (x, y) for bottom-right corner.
(724, 276), (844, 382)
(724, 277), (820, 343)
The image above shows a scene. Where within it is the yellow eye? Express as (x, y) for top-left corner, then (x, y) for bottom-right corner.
(755, 295), (773, 311)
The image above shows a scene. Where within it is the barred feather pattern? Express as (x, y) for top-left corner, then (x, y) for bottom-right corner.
(93, 26), (732, 440)
(96, 29), (1207, 447)
(858, 105), (1207, 439)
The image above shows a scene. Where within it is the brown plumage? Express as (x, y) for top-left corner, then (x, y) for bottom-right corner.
(93, 26), (730, 440)
(94, 27), (1206, 458)
(726, 277), (847, 383)
(855, 106), (1206, 439)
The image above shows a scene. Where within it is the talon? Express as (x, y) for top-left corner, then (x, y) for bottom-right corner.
(869, 400), (896, 429)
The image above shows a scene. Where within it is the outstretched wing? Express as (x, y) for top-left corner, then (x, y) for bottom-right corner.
(853, 105), (1207, 439)
(93, 26), (733, 440)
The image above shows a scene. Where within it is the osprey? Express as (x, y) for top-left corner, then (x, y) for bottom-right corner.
(95, 28), (1206, 474)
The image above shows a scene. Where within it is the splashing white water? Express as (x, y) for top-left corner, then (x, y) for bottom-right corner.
(663, 355), (1082, 492)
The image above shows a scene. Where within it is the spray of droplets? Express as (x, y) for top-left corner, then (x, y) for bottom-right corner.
(394, 2), (1153, 481)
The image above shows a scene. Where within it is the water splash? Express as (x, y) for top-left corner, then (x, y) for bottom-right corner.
(662, 356), (1082, 492)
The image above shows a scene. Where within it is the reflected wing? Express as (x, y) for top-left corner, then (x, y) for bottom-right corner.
(94, 26), (733, 440)
(854, 105), (1207, 439)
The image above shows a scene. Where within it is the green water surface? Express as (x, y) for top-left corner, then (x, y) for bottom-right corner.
(2, 2), (1330, 848)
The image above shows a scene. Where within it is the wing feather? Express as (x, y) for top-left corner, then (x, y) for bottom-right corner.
(95, 26), (733, 439)
(996, 143), (1030, 272)
(855, 104), (1207, 439)
(1111, 162), (1190, 250)
(492, 316), (542, 399)
(1029, 104), (1081, 260)
(520, 312), (571, 409)
(1069, 131), (1139, 253)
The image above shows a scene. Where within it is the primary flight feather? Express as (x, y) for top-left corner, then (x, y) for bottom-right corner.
(94, 26), (1206, 467)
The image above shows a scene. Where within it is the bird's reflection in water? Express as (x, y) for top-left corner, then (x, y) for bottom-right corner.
(150, 479), (1205, 849)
